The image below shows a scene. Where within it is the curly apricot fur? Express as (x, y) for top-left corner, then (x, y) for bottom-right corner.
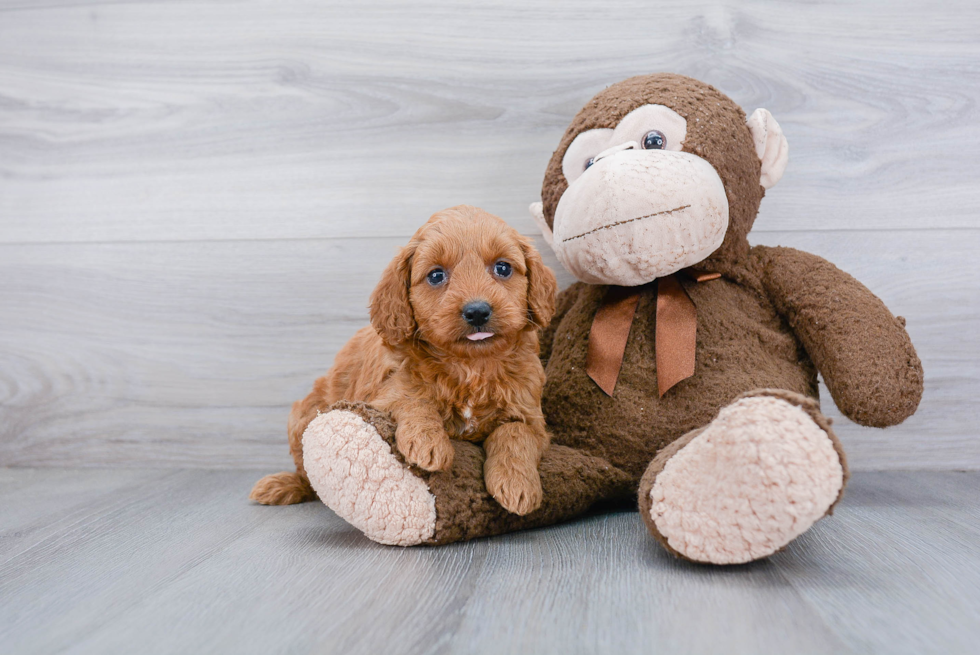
(251, 206), (557, 515)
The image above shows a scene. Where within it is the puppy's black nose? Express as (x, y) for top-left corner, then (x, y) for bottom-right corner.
(462, 301), (492, 327)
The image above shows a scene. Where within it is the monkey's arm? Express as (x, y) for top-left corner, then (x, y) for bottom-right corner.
(757, 245), (923, 427)
(539, 282), (585, 367)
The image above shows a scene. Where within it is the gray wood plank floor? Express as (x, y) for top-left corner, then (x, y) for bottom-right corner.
(1, 468), (977, 655)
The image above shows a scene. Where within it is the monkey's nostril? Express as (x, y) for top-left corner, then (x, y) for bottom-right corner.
(462, 301), (492, 327)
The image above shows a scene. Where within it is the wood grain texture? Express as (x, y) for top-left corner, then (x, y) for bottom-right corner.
(1, 0), (978, 243)
(1, 230), (976, 469)
(0, 467), (165, 559)
(1, 0), (978, 469)
(777, 471), (980, 654)
(1, 468), (978, 654)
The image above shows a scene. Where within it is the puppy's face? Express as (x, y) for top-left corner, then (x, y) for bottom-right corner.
(370, 206), (557, 357)
(410, 213), (528, 353)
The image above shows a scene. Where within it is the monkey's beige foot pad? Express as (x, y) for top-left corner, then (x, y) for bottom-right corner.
(644, 396), (844, 564)
(303, 410), (436, 546)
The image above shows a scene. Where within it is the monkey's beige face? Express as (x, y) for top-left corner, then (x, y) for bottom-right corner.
(556, 104), (728, 286)
(532, 102), (787, 287)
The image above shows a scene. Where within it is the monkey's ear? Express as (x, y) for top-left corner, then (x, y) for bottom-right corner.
(369, 243), (417, 347)
(520, 235), (558, 330)
(529, 202), (554, 249)
(747, 108), (789, 190)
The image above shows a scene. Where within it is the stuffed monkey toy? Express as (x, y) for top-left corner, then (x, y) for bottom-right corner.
(301, 73), (922, 564)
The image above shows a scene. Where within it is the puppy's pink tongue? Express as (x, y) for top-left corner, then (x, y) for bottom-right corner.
(466, 332), (494, 341)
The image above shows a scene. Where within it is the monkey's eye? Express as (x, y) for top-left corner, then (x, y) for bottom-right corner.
(426, 268), (447, 286)
(493, 261), (512, 279)
(584, 157), (596, 171)
(641, 130), (666, 150)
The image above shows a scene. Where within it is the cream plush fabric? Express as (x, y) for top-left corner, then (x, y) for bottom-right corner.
(303, 410), (436, 546)
(648, 396), (844, 564)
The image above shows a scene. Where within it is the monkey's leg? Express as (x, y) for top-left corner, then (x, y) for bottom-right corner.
(638, 389), (849, 565)
(302, 401), (633, 546)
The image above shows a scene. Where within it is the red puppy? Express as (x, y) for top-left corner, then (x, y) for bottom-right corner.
(251, 205), (558, 515)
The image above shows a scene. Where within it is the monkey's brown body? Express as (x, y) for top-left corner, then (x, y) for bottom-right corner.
(292, 73), (923, 563)
(542, 272), (816, 482)
(541, 242), (922, 482)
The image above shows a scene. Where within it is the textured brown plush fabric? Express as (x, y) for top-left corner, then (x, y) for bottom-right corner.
(539, 239), (921, 481)
(314, 74), (922, 560)
(423, 440), (634, 545)
(542, 270), (820, 481)
(757, 247), (923, 427)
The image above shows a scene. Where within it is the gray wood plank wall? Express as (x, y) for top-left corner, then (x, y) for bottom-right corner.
(1, 0), (978, 470)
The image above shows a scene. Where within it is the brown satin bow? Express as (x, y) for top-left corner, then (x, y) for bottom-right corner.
(585, 270), (720, 397)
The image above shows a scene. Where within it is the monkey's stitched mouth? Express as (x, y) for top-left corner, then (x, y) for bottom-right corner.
(561, 205), (691, 243)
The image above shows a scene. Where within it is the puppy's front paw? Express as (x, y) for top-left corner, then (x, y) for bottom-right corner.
(396, 424), (454, 472)
(484, 461), (543, 516)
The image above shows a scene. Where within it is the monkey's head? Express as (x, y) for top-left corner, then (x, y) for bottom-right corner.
(531, 73), (788, 286)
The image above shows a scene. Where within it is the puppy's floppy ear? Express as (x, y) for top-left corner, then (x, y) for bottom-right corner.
(520, 236), (558, 329)
(369, 242), (417, 346)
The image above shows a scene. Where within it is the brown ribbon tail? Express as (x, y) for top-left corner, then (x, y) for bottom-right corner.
(586, 286), (641, 396)
(683, 268), (721, 283)
(656, 274), (697, 397)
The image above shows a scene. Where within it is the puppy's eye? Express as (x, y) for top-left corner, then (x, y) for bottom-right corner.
(426, 268), (447, 286)
(493, 261), (512, 279)
(641, 130), (666, 150)
(584, 157), (596, 171)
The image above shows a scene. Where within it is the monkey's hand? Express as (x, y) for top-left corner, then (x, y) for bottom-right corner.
(758, 245), (923, 427)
